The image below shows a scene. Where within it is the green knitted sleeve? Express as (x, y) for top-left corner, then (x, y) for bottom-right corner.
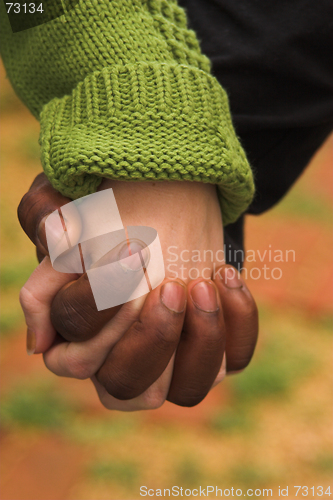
(0, 0), (254, 225)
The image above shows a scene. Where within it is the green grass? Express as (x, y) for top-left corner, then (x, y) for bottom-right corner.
(0, 65), (331, 500)
(0, 259), (37, 337)
(0, 381), (80, 430)
(209, 407), (254, 434)
(228, 463), (278, 489)
(0, 306), (24, 337)
(227, 334), (314, 404)
(70, 415), (141, 443)
(0, 207), (25, 248)
(316, 313), (333, 333)
(311, 453), (333, 474)
(274, 190), (332, 226)
(88, 459), (139, 486)
(0, 259), (37, 290)
(174, 457), (203, 487)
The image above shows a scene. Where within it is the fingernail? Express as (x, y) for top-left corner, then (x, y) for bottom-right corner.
(42, 212), (68, 254)
(118, 240), (150, 271)
(161, 281), (186, 313)
(191, 281), (219, 312)
(220, 266), (243, 288)
(26, 328), (36, 355)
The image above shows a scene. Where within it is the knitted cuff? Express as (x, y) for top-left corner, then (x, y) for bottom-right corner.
(40, 62), (254, 225)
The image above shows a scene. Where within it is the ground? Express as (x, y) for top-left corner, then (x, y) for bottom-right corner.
(0, 62), (332, 500)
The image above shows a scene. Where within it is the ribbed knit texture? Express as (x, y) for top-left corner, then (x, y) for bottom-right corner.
(0, 0), (254, 225)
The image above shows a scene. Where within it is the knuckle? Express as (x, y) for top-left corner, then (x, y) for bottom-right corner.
(98, 392), (115, 410)
(17, 192), (30, 228)
(51, 297), (93, 342)
(226, 345), (255, 372)
(19, 286), (30, 310)
(228, 367), (246, 376)
(134, 320), (180, 353)
(200, 324), (225, 347)
(153, 323), (180, 351)
(214, 367), (227, 386)
(118, 301), (141, 324)
(229, 356), (251, 372)
(19, 285), (40, 314)
(98, 361), (152, 401)
(50, 308), (77, 341)
(64, 350), (92, 380)
(17, 189), (41, 232)
(17, 182), (53, 242)
(168, 388), (206, 408)
(102, 373), (140, 401)
(140, 387), (166, 410)
(238, 293), (259, 323)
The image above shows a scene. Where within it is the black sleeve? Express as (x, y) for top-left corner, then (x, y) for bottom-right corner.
(178, 0), (333, 268)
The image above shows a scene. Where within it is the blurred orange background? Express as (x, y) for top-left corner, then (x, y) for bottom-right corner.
(0, 60), (332, 500)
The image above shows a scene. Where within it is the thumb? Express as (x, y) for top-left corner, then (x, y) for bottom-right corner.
(50, 236), (150, 342)
(18, 173), (81, 257)
(19, 257), (78, 355)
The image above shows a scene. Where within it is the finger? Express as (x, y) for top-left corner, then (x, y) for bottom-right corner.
(91, 354), (175, 411)
(214, 265), (259, 372)
(95, 279), (187, 400)
(167, 279), (225, 407)
(17, 172), (81, 256)
(211, 352), (227, 388)
(36, 247), (46, 264)
(44, 295), (145, 379)
(50, 239), (150, 342)
(19, 257), (78, 354)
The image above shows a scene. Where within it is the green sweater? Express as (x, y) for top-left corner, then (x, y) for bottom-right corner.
(0, 0), (254, 225)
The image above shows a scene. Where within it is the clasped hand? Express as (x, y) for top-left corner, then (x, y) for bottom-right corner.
(18, 174), (258, 410)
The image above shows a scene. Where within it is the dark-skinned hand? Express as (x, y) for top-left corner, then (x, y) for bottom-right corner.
(19, 173), (258, 410)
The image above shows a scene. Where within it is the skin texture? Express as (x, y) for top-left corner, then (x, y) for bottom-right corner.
(18, 174), (258, 409)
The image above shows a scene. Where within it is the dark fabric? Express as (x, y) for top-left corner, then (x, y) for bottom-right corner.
(223, 214), (245, 271)
(177, 0), (333, 269)
(242, 122), (333, 215)
(224, 123), (333, 270)
(179, 0), (333, 130)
